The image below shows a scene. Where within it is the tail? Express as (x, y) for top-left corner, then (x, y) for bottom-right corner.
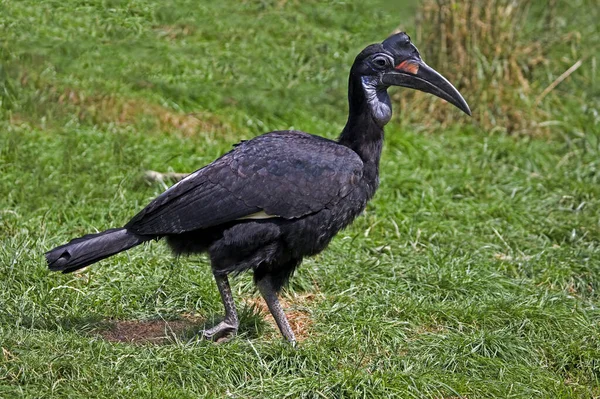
(45, 228), (152, 273)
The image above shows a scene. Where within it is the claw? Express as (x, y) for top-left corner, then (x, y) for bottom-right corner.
(201, 321), (238, 343)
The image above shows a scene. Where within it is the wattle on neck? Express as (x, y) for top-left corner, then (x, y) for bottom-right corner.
(337, 73), (389, 187)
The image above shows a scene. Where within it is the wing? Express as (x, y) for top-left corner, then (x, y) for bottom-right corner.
(126, 131), (363, 235)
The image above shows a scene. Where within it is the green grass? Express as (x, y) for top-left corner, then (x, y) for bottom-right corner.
(1, 0), (600, 398)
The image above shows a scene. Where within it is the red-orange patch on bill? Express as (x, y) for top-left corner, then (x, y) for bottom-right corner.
(395, 60), (420, 74)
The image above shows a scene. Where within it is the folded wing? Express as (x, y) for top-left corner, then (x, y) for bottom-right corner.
(126, 131), (364, 235)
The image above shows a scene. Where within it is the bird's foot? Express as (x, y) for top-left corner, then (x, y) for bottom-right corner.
(201, 321), (238, 343)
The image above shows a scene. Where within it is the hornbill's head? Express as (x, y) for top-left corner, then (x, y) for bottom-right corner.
(351, 32), (470, 125)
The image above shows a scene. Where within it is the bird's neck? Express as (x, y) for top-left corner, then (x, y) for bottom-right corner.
(338, 73), (388, 195)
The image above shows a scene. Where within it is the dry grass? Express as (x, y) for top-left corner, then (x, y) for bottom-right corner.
(154, 24), (196, 40)
(56, 88), (227, 136)
(247, 292), (321, 342)
(7, 81), (229, 136)
(395, 0), (572, 135)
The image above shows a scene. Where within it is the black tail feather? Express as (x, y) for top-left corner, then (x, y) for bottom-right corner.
(45, 228), (151, 273)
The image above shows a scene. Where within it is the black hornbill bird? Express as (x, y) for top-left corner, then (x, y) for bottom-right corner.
(46, 33), (470, 344)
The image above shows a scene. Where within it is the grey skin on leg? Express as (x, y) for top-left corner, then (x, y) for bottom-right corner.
(256, 277), (296, 344)
(202, 274), (239, 342)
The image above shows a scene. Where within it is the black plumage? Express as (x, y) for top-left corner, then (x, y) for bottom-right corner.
(46, 32), (470, 343)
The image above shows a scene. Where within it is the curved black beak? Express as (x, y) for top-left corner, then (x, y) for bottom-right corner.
(382, 60), (471, 116)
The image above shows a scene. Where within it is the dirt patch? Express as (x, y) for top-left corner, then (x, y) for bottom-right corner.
(94, 293), (320, 344)
(96, 317), (203, 345)
(248, 292), (320, 342)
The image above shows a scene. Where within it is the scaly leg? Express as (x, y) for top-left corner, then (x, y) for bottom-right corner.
(256, 277), (296, 345)
(202, 274), (239, 342)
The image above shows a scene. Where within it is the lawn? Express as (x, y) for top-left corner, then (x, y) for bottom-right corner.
(1, 0), (599, 398)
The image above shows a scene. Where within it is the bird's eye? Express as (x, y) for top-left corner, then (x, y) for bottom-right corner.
(372, 57), (388, 68)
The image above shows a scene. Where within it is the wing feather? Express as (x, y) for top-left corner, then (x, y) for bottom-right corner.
(126, 131), (363, 235)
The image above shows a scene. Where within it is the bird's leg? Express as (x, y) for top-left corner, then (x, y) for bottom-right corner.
(256, 277), (296, 345)
(202, 274), (239, 342)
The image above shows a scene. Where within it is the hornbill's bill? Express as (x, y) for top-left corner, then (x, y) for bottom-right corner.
(45, 32), (470, 344)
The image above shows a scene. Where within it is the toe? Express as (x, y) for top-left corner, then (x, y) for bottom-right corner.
(201, 322), (238, 342)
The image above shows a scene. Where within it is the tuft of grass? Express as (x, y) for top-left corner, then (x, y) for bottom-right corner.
(396, 0), (599, 136)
